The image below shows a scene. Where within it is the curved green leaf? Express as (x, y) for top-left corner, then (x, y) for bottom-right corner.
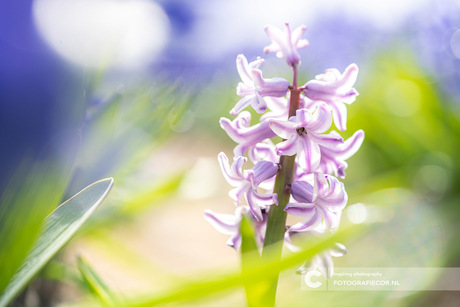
(0, 178), (114, 307)
(78, 255), (118, 307)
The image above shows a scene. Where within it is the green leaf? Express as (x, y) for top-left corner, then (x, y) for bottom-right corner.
(127, 224), (367, 306)
(78, 255), (118, 307)
(240, 215), (271, 307)
(0, 178), (114, 307)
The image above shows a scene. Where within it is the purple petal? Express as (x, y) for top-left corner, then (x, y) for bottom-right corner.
(251, 91), (268, 114)
(291, 180), (314, 203)
(307, 104), (333, 133)
(231, 95), (254, 116)
(285, 201), (316, 218)
(330, 243), (347, 257)
(246, 189), (276, 221)
(236, 54), (263, 85)
(269, 118), (297, 139)
(220, 115), (276, 157)
(324, 176), (344, 198)
(309, 132), (343, 148)
(249, 140), (278, 163)
(252, 69), (289, 97)
(330, 101), (347, 131)
(303, 63), (359, 104)
(330, 129), (365, 159)
(289, 209), (321, 231)
(226, 233), (242, 250)
(295, 108), (312, 128)
(217, 152), (244, 186)
(261, 96), (288, 121)
(236, 54), (252, 85)
(244, 160), (279, 187)
(228, 186), (246, 205)
(316, 183), (348, 212)
(231, 156), (247, 178)
(263, 23), (307, 67)
(203, 209), (240, 235)
(297, 136), (321, 173)
(275, 136), (299, 156)
(316, 253), (334, 279)
(314, 172), (328, 196)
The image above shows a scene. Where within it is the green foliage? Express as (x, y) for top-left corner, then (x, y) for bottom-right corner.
(0, 156), (74, 293)
(78, 255), (119, 307)
(126, 224), (366, 306)
(0, 178), (113, 307)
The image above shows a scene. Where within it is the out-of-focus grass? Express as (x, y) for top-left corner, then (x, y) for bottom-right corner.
(0, 155), (75, 293)
(0, 179), (113, 306)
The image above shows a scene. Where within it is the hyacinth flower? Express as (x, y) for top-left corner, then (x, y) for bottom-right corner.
(264, 23), (309, 67)
(232, 54), (290, 116)
(269, 105), (344, 173)
(319, 129), (365, 178)
(220, 111), (276, 158)
(205, 23), (363, 306)
(285, 230), (347, 278)
(218, 152), (278, 221)
(303, 64), (359, 131)
(248, 139), (278, 164)
(204, 206), (269, 250)
(261, 94), (309, 121)
(285, 172), (348, 231)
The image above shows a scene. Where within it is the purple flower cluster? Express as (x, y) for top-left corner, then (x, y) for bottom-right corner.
(204, 23), (364, 277)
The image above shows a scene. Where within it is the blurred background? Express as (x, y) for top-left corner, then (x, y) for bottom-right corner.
(1, 0), (460, 306)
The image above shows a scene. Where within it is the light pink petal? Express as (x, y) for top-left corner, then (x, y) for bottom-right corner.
(217, 152), (244, 186)
(309, 132), (343, 148)
(251, 91), (268, 114)
(275, 136), (299, 156)
(324, 176), (344, 198)
(295, 108), (312, 128)
(314, 172), (328, 196)
(230, 95), (254, 116)
(316, 191), (347, 212)
(332, 129), (365, 159)
(203, 209), (240, 235)
(329, 101), (347, 131)
(330, 243), (347, 257)
(269, 119), (297, 139)
(297, 137), (321, 173)
(252, 69), (289, 97)
(291, 180), (314, 203)
(336, 64), (359, 94)
(244, 160), (279, 188)
(307, 104), (333, 133)
(285, 202), (316, 218)
(246, 190), (276, 221)
(226, 233), (242, 250)
(236, 54), (252, 85)
(291, 25), (308, 47)
(228, 186), (246, 205)
(303, 64), (359, 105)
(231, 155), (247, 178)
(289, 209), (321, 231)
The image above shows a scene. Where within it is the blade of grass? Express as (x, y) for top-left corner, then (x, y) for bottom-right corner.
(128, 224), (367, 307)
(0, 178), (114, 307)
(78, 255), (119, 307)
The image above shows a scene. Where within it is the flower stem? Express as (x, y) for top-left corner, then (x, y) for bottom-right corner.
(261, 66), (300, 305)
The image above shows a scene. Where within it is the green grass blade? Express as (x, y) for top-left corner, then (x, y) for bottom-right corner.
(78, 255), (119, 307)
(0, 178), (114, 307)
(128, 224), (367, 306)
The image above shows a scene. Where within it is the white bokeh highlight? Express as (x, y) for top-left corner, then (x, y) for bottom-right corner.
(33, 0), (170, 69)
